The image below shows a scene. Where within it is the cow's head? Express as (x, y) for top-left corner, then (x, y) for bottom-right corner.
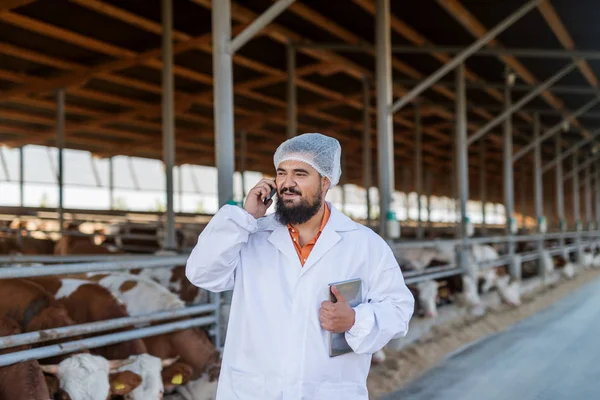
(40, 354), (141, 400)
(416, 280), (438, 318)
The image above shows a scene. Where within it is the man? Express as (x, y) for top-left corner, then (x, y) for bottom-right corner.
(186, 133), (414, 400)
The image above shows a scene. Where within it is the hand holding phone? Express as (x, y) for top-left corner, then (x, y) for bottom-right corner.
(264, 185), (277, 205)
(244, 179), (277, 219)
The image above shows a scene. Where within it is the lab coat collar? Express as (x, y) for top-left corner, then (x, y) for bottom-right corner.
(263, 202), (358, 272)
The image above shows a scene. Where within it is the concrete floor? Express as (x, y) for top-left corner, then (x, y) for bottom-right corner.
(383, 275), (600, 400)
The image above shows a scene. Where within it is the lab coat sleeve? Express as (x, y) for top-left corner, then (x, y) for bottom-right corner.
(345, 244), (415, 354)
(185, 204), (258, 292)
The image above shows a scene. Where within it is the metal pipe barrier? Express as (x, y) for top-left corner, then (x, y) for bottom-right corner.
(0, 254), (167, 264)
(0, 229), (595, 367)
(0, 303), (216, 350)
(0, 315), (216, 367)
(0, 256), (188, 278)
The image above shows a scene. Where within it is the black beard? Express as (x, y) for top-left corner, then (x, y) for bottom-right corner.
(275, 188), (322, 225)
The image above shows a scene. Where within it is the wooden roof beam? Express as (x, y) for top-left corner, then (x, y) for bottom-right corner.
(0, 16), (243, 101)
(191, 0), (369, 80)
(537, 1), (598, 88)
(0, 0), (36, 12)
(437, 0), (589, 138)
(281, 1), (521, 159)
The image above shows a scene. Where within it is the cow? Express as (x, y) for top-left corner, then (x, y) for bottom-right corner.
(26, 276), (192, 398)
(0, 316), (50, 400)
(85, 272), (221, 399)
(25, 276), (147, 361)
(554, 254), (576, 279)
(0, 278), (182, 399)
(395, 246), (481, 319)
(40, 354), (143, 400)
(18, 236), (56, 255)
(0, 236), (21, 255)
(0, 278), (83, 365)
(54, 223), (115, 255)
(127, 250), (209, 305)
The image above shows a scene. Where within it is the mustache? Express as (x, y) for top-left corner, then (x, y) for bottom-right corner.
(280, 187), (301, 195)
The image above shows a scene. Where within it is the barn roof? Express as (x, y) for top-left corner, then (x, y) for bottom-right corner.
(1, 0), (599, 204)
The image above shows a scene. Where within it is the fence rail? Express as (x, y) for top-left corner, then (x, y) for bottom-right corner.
(0, 230), (596, 367)
(0, 303), (216, 350)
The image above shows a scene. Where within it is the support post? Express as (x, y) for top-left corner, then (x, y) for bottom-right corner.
(287, 42), (297, 139)
(178, 165), (183, 213)
(456, 63), (472, 280)
(375, 0), (394, 238)
(555, 133), (566, 255)
(479, 139), (487, 235)
(503, 75), (518, 279)
(109, 157), (114, 210)
(451, 119), (458, 237)
(533, 113), (544, 274)
(240, 130), (247, 201)
(362, 77), (372, 227)
(56, 89), (65, 231)
(573, 152), (582, 263)
(426, 169), (433, 234)
(211, 0), (233, 348)
(520, 167), (527, 229)
(19, 147), (24, 207)
(586, 161), (592, 230)
(596, 160), (600, 229)
(415, 105), (423, 239)
(212, 0), (235, 209)
(162, 0), (176, 250)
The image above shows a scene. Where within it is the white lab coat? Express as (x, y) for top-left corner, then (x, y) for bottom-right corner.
(186, 202), (414, 400)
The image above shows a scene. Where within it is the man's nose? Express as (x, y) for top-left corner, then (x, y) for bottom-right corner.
(280, 175), (296, 190)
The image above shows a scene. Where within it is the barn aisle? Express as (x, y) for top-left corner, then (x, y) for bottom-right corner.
(382, 275), (600, 400)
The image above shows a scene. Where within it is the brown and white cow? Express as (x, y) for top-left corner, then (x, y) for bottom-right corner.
(40, 353), (143, 400)
(126, 250), (209, 305)
(86, 272), (221, 399)
(27, 276), (192, 399)
(26, 276), (147, 361)
(54, 221), (124, 255)
(0, 316), (50, 400)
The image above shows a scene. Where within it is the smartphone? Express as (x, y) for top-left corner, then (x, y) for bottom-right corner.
(264, 185), (277, 205)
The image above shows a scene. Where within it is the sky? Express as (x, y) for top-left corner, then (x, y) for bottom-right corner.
(0, 145), (507, 224)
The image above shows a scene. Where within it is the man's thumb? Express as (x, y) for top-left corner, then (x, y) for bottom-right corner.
(331, 285), (346, 303)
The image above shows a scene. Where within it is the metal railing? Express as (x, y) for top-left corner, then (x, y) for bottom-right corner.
(393, 230), (599, 284)
(0, 229), (597, 367)
(0, 255), (221, 367)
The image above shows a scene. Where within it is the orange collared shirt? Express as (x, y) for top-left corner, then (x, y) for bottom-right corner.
(287, 204), (331, 266)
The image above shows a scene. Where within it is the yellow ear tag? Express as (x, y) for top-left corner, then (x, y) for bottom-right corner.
(171, 373), (183, 385)
(113, 382), (126, 390)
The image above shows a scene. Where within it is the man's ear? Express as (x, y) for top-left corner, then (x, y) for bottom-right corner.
(321, 176), (331, 192)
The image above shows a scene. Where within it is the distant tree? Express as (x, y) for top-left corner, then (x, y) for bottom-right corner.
(150, 198), (165, 212)
(39, 192), (48, 208)
(112, 197), (127, 211)
(195, 199), (205, 214)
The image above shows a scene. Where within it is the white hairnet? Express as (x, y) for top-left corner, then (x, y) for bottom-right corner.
(273, 133), (342, 188)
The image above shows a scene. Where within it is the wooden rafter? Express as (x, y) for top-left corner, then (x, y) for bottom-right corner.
(0, 0), (564, 188)
(537, 0), (598, 89)
(282, 1), (513, 163)
(437, 0), (589, 139)
(0, 3), (458, 167)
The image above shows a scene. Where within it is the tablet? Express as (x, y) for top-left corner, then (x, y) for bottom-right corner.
(328, 278), (362, 357)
